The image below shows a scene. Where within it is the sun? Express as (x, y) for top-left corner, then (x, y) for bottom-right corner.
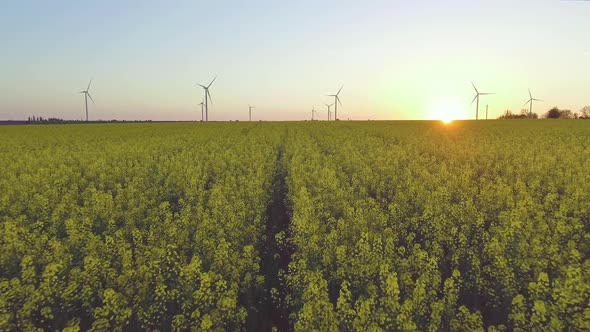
(427, 97), (467, 124)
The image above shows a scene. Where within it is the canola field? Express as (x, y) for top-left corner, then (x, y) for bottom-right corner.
(1, 121), (589, 331)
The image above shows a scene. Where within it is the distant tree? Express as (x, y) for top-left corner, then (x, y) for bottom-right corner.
(546, 107), (562, 119)
(545, 107), (575, 119)
(561, 109), (574, 119)
(498, 110), (517, 119)
(521, 109), (539, 119)
(498, 110), (510, 119)
(498, 110), (537, 119)
(580, 106), (590, 119)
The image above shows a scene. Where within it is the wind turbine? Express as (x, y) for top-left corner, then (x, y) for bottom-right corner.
(524, 89), (542, 117)
(196, 76), (216, 122)
(327, 85), (343, 120)
(471, 82), (493, 120)
(325, 103), (333, 121)
(248, 105), (255, 121)
(311, 106), (317, 121)
(79, 80), (94, 122)
(486, 105), (489, 120)
(198, 100), (205, 121)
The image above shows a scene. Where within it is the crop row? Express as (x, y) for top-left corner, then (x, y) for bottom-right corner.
(284, 121), (590, 330)
(1, 123), (281, 330)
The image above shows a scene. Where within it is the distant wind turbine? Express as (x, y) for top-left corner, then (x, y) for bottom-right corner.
(524, 89), (542, 117)
(249, 105), (255, 121)
(79, 80), (94, 122)
(311, 106), (317, 121)
(471, 82), (493, 120)
(327, 85), (343, 120)
(196, 76), (216, 122)
(325, 103), (333, 121)
(486, 105), (489, 120)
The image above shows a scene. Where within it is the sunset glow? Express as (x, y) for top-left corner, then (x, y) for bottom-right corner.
(427, 97), (467, 123)
(0, 1), (589, 121)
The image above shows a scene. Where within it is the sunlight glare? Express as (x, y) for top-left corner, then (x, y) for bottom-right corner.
(427, 97), (467, 124)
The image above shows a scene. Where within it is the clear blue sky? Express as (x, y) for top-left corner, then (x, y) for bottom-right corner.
(1, 0), (589, 121)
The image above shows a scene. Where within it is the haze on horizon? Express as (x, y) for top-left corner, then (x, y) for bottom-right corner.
(1, 0), (588, 122)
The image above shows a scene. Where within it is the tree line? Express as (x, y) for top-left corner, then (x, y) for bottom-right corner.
(498, 106), (590, 119)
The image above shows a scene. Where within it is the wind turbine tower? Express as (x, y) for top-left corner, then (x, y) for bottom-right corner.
(249, 105), (255, 121)
(327, 85), (343, 120)
(311, 106), (317, 121)
(79, 80), (94, 122)
(196, 76), (216, 121)
(524, 89), (542, 117)
(198, 101), (205, 121)
(325, 103), (333, 121)
(471, 82), (493, 120)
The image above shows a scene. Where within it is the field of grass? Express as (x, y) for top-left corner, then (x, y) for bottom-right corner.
(1, 121), (589, 331)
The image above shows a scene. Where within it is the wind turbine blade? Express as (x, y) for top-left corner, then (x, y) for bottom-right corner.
(336, 85), (343, 95)
(87, 93), (95, 104)
(207, 90), (212, 104)
(471, 94), (478, 105)
(87, 79), (92, 91)
(197, 84), (207, 89)
(337, 96), (342, 107)
(471, 81), (479, 93)
(207, 76), (217, 88)
(523, 100), (531, 107)
(480, 93), (494, 95)
(533, 98), (542, 102)
(529, 89), (532, 99)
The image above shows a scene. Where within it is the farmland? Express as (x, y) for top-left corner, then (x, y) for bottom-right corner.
(1, 121), (589, 331)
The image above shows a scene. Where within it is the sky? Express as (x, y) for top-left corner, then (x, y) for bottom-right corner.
(0, 0), (589, 121)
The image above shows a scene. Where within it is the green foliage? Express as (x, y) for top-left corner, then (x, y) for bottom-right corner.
(0, 123), (280, 330)
(282, 120), (590, 330)
(1, 120), (589, 330)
